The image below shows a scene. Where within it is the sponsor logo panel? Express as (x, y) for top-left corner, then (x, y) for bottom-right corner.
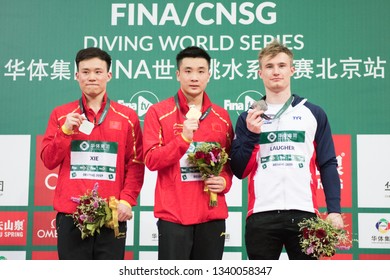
(0, 135), (30, 206)
(31, 251), (58, 260)
(359, 254), (390, 260)
(358, 213), (390, 249)
(32, 211), (57, 246)
(34, 135), (58, 206)
(0, 251), (26, 260)
(225, 211), (242, 247)
(317, 134), (352, 208)
(139, 211), (158, 246)
(357, 135), (390, 208)
(0, 211), (28, 246)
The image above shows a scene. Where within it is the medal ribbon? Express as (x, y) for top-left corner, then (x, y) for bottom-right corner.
(79, 97), (110, 125)
(174, 94), (211, 121)
(271, 95), (294, 119)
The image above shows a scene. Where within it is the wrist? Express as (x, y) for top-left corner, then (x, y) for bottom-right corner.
(61, 124), (73, 135)
(181, 133), (192, 143)
(221, 177), (226, 187)
(119, 199), (131, 208)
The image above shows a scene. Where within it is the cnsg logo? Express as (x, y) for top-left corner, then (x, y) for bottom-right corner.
(224, 90), (264, 116)
(118, 90), (159, 122)
(375, 218), (390, 234)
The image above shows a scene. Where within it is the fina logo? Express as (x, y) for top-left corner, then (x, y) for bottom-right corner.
(224, 90), (264, 116)
(118, 90), (159, 121)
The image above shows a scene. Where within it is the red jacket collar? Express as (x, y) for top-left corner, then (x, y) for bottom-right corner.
(81, 93), (108, 115)
(176, 89), (212, 116)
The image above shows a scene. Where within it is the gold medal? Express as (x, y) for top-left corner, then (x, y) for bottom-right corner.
(185, 105), (202, 120)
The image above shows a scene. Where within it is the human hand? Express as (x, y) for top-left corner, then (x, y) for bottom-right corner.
(182, 118), (199, 142)
(246, 109), (264, 134)
(251, 100), (271, 120)
(204, 176), (226, 193)
(63, 113), (86, 132)
(117, 202), (133, 222)
(326, 213), (344, 229)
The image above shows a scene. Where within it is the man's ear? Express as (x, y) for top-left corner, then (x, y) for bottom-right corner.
(176, 69), (180, 81)
(258, 69), (263, 79)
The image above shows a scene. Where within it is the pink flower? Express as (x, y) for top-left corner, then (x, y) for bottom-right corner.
(209, 151), (217, 163)
(306, 246), (314, 255)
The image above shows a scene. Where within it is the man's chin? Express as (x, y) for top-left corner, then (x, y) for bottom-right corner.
(82, 91), (104, 97)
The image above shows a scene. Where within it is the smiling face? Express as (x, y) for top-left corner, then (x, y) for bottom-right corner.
(258, 52), (295, 96)
(176, 57), (210, 99)
(76, 57), (112, 100)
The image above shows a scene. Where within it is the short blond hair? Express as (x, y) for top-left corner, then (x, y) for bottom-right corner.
(258, 40), (293, 68)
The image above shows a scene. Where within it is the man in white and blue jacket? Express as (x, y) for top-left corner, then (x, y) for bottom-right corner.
(230, 40), (344, 260)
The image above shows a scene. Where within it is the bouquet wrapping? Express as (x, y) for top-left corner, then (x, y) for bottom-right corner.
(187, 142), (228, 207)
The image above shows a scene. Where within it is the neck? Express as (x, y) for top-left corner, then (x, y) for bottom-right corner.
(85, 93), (104, 114)
(183, 91), (203, 110)
(265, 90), (292, 105)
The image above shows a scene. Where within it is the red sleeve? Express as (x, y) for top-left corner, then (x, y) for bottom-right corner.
(242, 145), (260, 179)
(40, 109), (72, 170)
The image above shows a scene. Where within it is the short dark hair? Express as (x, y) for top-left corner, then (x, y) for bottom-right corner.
(75, 47), (111, 71)
(176, 46), (211, 69)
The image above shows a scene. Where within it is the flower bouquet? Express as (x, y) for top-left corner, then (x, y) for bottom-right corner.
(298, 215), (352, 259)
(187, 142), (229, 207)
(70, 182), (123, 239)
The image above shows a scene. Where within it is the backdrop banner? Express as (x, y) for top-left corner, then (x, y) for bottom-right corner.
(0, 0), (389, 260)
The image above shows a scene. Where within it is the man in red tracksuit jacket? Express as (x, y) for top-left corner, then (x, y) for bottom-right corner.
(143, 46), (234, 260)
(41, 47), (144, 260)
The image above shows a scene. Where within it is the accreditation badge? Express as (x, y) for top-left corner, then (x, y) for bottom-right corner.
(70, 140), (118, 181)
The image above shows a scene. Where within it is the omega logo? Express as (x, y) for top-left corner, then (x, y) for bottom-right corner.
(36, 218), (57, 239)
(44, 173), (58, 190)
